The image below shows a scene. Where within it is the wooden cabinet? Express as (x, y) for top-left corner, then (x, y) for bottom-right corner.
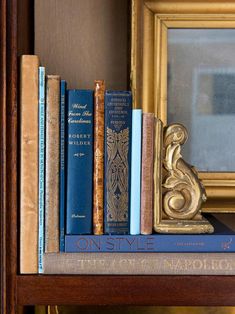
(1, 1), (235, 313)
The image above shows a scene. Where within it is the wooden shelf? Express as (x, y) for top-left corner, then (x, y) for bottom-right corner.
(17, 275), (235, 306)
(2, 0), (235, 312)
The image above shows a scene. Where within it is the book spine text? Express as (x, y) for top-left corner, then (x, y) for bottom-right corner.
(104, 91), (132, 234)
(38, 66), (45, 273)
(45, 75), (60, 252)
(66, 90), (94, 234)
(59, 80), (67, 251)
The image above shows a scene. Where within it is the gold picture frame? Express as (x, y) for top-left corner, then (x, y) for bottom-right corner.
(131, 0), (235, 213)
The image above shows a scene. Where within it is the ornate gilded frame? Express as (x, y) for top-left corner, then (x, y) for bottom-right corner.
(131, 0), (235, 213)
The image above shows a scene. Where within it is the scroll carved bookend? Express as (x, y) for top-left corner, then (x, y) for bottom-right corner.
(154, 123), (214, 234)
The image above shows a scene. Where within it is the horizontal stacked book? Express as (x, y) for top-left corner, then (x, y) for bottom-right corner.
(19, 55), (235, 275)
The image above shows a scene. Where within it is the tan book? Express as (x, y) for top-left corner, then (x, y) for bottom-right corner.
(45, 75), (60, 253)
(20, 55), (39, 274)
(93, 80), (105, 235)
(140, 113), (155, 234)
(43, 252), (235, 275)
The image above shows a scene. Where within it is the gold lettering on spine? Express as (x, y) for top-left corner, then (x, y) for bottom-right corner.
(93, 80), (105, 234)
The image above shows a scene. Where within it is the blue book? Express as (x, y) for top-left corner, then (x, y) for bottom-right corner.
(104, 91), (132, 235)
(66, 90), (94, 234)
(65, 217), (235, 252)
(130, 109), (142, 235)
(59, 80), (67, 251)
(38, 66), (45, 273)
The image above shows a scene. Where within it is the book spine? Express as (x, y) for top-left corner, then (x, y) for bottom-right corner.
(43, 252), (235, 275)
(93, 80), (105, 235)
(130, 109), (142, 235)
(38, 66), (45, 273)
(20, 55), (39, 274)
(153, 118), (163, 231)
(140, 113), (155, 235)
(65, 234), (235, 253)
(45, 75), (60, 253)
(59, 80), (67, 251)
(104, 91), (132, 235)
(66, 90), (94, 234)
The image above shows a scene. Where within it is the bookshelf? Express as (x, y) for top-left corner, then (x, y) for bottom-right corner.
(2, 0), (235, 313)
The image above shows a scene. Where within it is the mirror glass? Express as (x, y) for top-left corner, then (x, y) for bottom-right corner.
(167, 29), (235, 172)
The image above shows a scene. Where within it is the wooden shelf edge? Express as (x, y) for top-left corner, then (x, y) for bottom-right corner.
(17, 274), (235, 306)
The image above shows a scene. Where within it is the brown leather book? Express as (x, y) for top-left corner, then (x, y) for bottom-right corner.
(93, 80), (105, 235)
(140, 113), (155, 235)
(20, 55), (39, 273)
(45, 75), (60, 252)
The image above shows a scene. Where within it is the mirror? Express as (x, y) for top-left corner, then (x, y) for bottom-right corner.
(168, 29), (235, 172)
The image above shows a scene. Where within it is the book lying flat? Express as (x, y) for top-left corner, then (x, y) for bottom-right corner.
(65, 216), (235, 253)
(43, 252), (235, 275)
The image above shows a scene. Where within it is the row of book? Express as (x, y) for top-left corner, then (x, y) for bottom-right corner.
(20, 55), (235, 275)
(20, 55), (161, 273)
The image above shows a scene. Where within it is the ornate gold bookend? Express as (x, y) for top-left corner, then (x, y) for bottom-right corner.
(154, 123), (214, 234)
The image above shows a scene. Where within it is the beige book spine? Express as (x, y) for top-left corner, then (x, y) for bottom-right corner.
(45, 75), (60, 253)
(20, 55), (39, 274)
(140, 113), (155, 234)
(153, 118), (163, 231)
(43, 252), (235, 275)
(93, 80), (105, 235)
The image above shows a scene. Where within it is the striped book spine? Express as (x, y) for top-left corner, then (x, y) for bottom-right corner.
(38, 66), (45, 273)
(130, 109), (142, 235)
(59, 80), (67, 251)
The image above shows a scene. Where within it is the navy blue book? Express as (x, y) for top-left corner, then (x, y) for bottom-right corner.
(66, 90), (94, 234)
(104, 91), (132, 234)
(65, 216), (235, 252)
(59, 80), (67, 251)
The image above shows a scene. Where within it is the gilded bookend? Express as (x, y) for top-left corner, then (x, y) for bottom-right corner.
(104, 91), (132, 234)
(154, 123), (214, 234)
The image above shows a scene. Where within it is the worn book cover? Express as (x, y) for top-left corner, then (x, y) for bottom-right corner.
(140, 113), (155, 235)
(93, 80), (105, 235)
(20, 55), (39, 274)
(66, 90), (94, 234)
(38, 66), (45, 273)
(43, 252), (235, 275)
(45, 75), (60, 253)
(104, 91), (132, 234)
(59, 80), (67, 251)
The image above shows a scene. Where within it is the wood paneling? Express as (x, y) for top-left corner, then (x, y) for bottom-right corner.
(35, 0), (130, 90)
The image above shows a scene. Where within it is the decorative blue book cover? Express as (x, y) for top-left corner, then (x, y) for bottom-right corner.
(65, 229), (235, 253)
(38, 66), (45, 273)
(59, 80), (67, 251)
(65, 216), (235, 252)
(104, 91), (132, 235)
(66, 90), (94, 234)
(130, 109), (142, 235)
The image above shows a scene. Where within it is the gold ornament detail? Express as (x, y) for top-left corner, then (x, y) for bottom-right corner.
(154, 122), (214, 234)
(163, 123), (207, 220)
(106, 127), (129, 222)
